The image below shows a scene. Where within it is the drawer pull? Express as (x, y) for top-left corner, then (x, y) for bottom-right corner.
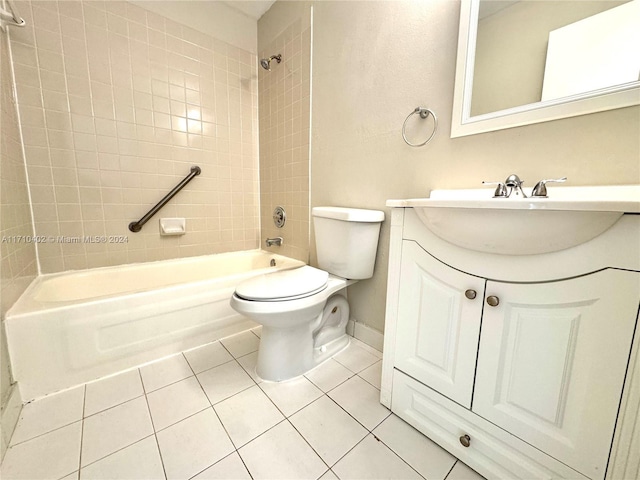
(464, 289), (477, 300)
(459, 434), (471, 448)
(486, 295), (500, 307)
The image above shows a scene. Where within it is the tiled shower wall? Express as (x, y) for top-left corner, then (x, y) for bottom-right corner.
(1, 25), (37, 457)
(0, 17), (38, 319)
(259, 13), (311, 262)
(9, 0), (260, 273)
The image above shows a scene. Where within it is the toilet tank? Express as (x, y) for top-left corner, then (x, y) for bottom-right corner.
(312, 207), (385, 279)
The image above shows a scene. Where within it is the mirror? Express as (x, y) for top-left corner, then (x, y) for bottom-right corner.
(451, 0), (640, 137)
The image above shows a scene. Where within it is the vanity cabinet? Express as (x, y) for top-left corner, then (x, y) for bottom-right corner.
(395, 241), (484, 408)
(382, 207), (640, 480)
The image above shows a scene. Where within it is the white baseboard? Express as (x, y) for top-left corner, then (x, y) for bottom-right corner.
(347, 319), (384, 353)
(1, 384), (23, 463)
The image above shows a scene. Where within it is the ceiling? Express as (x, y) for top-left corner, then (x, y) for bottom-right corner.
(222, 1), (276, 20)
(478, 0), (520, 19)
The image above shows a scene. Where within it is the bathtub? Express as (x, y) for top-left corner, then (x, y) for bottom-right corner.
(6, 250), (304, 401)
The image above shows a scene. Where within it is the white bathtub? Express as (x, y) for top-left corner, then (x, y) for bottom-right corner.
(6, 250), (304, 401)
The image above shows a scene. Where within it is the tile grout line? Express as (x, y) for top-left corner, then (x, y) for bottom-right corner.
(283, 416), (331, 474)
(372, 431), (429, 480)
(182, 351), (255, 479)
(77, 433), (157, 472)
(325, 430), (370, 474)
(444, 460), (459, 480)
(74, 384), (87, 480)
(8, 417), (83, 449)
(137, 368), (169, 480)
(13, 331), (393, 479)
(323, 383), (389, 434)
(186, 450), (253, 480)
(83, 392), (146, 420)
(303, 364), (357, 393)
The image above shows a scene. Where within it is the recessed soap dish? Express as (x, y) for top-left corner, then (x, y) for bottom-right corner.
(159, 218), (186, 236)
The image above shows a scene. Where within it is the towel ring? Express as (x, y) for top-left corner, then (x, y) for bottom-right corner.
(402, 107), (437, 147)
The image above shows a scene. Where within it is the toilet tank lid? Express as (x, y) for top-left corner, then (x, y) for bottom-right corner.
(312, 207), (384, 223)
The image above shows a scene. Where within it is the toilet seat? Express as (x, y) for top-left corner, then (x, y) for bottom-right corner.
(235, 266), (329, 302)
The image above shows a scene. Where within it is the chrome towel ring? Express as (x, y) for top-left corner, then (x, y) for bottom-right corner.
(402, 107), (437, 147)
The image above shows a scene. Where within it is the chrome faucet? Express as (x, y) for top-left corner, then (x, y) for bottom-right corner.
(504, 174), (527, 198)
(265, 237), (283, 247)
(484, 174), (567, 198)
(482, 173), (526, 198)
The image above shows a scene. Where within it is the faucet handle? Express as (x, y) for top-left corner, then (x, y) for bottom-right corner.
(482, 181), (508, 198)
(531, 177), (567, 198)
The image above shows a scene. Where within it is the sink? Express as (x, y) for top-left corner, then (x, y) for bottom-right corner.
(387, 185), (640, 255)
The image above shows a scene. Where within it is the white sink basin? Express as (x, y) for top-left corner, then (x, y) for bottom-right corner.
(387, 185), (640, 255)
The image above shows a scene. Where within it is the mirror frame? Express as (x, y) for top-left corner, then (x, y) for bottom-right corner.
(451, 0), (640, 138)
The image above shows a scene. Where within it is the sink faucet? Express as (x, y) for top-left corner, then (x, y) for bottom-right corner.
(265, 237), (283, 247)
(483, 174), (568, 198)
(504, 174), (527, 198)
(483, 174), (526, 198)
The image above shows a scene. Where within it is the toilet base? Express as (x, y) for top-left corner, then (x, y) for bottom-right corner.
(256, 330), (350, 382)
(231, 276), (356, 382)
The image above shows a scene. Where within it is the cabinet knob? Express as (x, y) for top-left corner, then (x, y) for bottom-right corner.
(486, 295), (500, 307)
(464, 289), (477, 300)
(459, 434), (471, 448)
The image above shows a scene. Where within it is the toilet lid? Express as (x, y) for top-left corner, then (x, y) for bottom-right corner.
(235, 266), (329, 301)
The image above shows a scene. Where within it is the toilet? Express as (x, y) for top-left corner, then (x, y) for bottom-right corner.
(230, 206), (384, 382)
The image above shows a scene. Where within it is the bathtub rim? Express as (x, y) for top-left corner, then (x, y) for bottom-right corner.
(7, 249), (305, 317)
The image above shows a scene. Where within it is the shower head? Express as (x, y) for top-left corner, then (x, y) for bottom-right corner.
(260, 54), (282, 71)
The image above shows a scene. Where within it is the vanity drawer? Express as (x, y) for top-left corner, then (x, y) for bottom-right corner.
(391, 370), (589, 480)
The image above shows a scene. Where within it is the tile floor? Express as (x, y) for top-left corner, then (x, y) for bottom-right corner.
(1, 328), (485, 480)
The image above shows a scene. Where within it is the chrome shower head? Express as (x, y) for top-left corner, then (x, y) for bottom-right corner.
(260, 54), (282, 71)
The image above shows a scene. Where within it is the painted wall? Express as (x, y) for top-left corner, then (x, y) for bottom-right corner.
(309, 0), (639, 334)
(9, 0), (260, 273)
(258, 6), (312, 261)
(131, 0), (258, 53)
(0, 26), (36, 458)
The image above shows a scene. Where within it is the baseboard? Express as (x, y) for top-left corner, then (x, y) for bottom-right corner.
(347, 319), (384, 353)
(1, 384), (23, 463)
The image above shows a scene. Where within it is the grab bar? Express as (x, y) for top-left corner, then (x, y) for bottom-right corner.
(0, 0), (26, 27)
(128, 166), (201, 232)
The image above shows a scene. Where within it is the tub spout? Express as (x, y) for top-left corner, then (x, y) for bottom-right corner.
(266, 237), (283, 247)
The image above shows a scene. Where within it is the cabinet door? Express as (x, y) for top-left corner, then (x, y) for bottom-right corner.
(474, 269), (640, 480)
(395, 241), (485, 408)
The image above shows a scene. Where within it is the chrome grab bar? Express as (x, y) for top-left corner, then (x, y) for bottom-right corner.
(128, 166), (201, 233)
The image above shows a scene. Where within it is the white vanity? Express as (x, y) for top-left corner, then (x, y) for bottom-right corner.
(381, 185), (640, 480)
